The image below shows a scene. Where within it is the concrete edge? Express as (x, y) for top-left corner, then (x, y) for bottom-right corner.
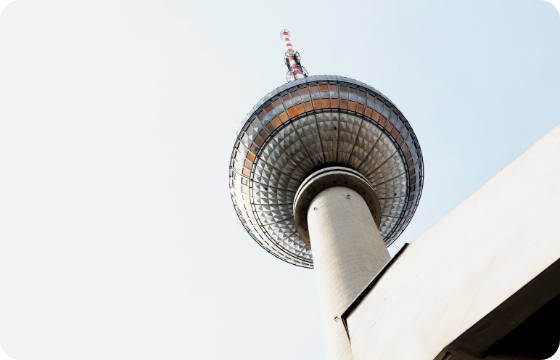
(340, 243), (410, 342)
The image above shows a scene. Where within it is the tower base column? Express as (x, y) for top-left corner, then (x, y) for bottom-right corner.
(308, 186), (390, 360)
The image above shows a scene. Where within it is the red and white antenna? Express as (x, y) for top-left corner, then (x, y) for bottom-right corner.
(280, 29), (308, 82)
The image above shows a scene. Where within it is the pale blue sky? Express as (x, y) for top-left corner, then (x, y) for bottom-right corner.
(0, 1), (559, 359)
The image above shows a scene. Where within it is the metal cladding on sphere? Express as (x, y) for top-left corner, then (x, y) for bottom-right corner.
(229, 75), (424, 268)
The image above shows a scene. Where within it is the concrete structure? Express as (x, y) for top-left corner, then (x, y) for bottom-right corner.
(308, 186), (390, 359)
(292, 167), (391, 359)
(229, 31), (424, 360)
(341, 123), (560, 360)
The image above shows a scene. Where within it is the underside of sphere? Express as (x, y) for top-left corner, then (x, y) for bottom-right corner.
(229, 75), (424, 268)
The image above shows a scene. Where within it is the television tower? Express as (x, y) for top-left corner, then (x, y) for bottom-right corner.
(229, 30), (424, 360)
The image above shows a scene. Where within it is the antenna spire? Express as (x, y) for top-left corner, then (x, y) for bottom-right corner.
(280, 29), (308, 82)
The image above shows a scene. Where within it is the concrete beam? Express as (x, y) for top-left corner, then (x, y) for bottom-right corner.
(343, 123), (560, 360)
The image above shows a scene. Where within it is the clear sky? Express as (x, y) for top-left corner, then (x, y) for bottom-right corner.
(0, 1), (559, 359)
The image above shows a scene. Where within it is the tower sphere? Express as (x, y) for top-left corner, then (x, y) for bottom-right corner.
(229, 75), (424, 268)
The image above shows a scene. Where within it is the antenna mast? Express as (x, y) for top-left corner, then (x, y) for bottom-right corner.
(280, 29), (308, 82)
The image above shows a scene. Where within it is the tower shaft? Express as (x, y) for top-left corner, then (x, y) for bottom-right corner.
(308, 186), (390, 360)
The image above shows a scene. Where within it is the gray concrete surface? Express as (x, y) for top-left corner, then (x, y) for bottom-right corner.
(345, 123), (560, 360)
(308, 186), (390, 360)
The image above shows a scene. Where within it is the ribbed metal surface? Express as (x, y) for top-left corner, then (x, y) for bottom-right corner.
(229, 75), (424, 268)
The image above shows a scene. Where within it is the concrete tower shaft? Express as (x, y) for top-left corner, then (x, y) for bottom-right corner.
(310, 187), (390, 360)
(294, 168), (391, 360)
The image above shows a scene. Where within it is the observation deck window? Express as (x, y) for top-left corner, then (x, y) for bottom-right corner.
(379, 115), (387, 126)
(266, 122), (275, 133)
(259, 129), (269, 140)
